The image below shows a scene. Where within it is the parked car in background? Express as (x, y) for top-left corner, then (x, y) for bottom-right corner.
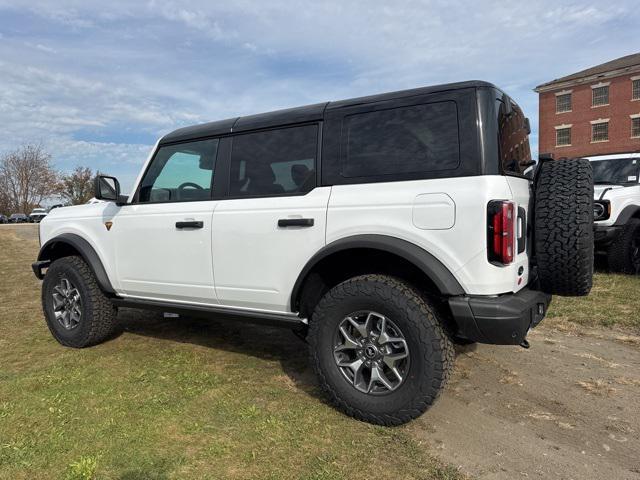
(9, 213), (29, 223)
(0, 214), (7, 224)
(590, 153), (640, 274)
(29, 208), (48, 223)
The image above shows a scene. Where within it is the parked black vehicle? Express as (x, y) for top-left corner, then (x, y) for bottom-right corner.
(9, 213), (29, 223)
(0, 214), (7, 224)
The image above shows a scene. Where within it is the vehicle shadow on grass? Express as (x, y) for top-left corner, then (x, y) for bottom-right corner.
(116, 307), (323, 401)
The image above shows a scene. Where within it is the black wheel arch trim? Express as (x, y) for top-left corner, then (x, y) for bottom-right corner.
(291, 234), (465, 310)
(614, 205), (640, 226)
(36, 233), (116, 294)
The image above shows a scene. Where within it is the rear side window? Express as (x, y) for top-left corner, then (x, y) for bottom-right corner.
(341, 101), (460, 178)
(229, 125), (317, 197)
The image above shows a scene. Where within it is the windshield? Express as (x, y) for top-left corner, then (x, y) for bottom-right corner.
(590, 158), (639, 185)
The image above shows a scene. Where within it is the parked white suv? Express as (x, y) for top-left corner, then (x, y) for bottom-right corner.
(32, 81), (594, 425)
(589, 153), (640, 274)
(29, 207), (48, 223)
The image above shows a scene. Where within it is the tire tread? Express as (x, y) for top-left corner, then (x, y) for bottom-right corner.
(308, 274), (454, 426)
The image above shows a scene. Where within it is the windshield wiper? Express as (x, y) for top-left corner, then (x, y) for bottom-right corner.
(594, 181), (621, 185)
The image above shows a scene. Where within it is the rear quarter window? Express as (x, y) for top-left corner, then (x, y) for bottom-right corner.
(497, 100), (532, 176)
(341, 101), (460, 178)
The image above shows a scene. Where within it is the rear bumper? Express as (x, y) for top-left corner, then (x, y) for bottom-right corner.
(448, 288), (551, 345)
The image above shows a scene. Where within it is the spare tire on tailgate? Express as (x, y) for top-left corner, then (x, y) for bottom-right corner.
(534, 159), (593, 296)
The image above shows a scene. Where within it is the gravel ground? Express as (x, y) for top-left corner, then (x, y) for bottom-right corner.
(412, 325), (640, 480)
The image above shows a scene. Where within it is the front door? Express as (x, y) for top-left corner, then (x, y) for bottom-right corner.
(115, 138), (220, 305)
(212, 124), (329, 312)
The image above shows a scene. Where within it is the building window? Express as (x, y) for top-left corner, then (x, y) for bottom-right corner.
(556, 127), (571, 146)
(633, 79), (640, 100)
(591, 121), (609, 142)
(632, 118), (640, 138)
(592, 85), (609, 106)
(556, 93), (572, 113)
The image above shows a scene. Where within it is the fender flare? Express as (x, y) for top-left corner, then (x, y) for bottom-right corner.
(291, 234), (465, 310)
(37, 233), (115, 294)
(614, 205), (640, 226)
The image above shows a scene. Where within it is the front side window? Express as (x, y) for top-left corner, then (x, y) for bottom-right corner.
(497, 99), (532, 175)
(138, 139), (218, 203)
(556, 93), (572, 113)
(341, 101), (460, 178)
(591, 122), (609, 142)
(633, 79), (640, 100)
(229, 125), (317, 197)
(556, 127), (571, 146)
(592, 86), (609, 106)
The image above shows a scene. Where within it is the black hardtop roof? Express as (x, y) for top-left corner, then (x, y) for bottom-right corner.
(159, 80), (498, 144)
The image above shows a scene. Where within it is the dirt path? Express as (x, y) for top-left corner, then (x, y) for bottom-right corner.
(412, 325), (640, 480)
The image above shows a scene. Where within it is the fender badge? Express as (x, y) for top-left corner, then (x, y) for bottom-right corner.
(105, 221), (113, 231)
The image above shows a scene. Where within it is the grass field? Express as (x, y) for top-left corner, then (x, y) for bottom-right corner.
(0, 228), (463, 480)
(547, 271), (640, 329)
(1, 226), (638, 480)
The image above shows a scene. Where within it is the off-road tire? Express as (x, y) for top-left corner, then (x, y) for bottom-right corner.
(607, 218), (640, 274)
(42, 256), (118, 348)
(308, 274), (454, 426)
(534, 159), (594, 296)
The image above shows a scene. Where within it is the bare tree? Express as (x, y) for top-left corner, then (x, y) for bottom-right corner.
(0, 178), (11, 215)
(60, 166), (95, 205)
(0, 144), (60, 214)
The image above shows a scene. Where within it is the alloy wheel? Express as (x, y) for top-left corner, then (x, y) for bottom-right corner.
(52, 277), (82, 330)
(333, 311), (410, 395)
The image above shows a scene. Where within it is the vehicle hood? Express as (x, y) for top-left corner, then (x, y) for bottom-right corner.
(594, 184), (625, 199)
(43, 202), (116, 221)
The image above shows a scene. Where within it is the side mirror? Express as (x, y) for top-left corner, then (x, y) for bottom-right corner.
(94, 175), (120, 202)
(524, 117), (531, 135)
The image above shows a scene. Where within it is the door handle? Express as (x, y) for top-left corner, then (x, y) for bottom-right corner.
(175, 221), (203, 229)
(278, 218), (314, 227)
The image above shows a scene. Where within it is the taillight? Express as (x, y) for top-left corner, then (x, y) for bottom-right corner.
(487, 200), (515, 265)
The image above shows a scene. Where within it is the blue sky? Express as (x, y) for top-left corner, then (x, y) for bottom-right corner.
(0, 1), (638, 192)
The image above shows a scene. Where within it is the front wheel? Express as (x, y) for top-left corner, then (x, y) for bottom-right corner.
(42, 256), (118, 347)
(608, 218), (640, 275)
(308, 274), (454, 426)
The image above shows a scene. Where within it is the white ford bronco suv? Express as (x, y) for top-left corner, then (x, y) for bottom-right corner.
(33, 81), (594, 425)
(589, 153), (640, 274)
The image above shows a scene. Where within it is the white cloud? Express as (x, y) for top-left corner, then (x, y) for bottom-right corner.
(0, 0), (637, 176)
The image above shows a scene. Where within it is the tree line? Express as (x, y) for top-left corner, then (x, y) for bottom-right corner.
(0, 144), (98, 215)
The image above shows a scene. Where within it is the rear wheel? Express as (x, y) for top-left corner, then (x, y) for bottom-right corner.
(608, 218), (640, 274)
(42, 256), (118, 347)
(308, 274), (453, 426)
(534, 159), (594, 296)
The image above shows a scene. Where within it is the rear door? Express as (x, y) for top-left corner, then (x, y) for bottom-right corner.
(212, 124), (330, 312)
(114, 138), (220, 304)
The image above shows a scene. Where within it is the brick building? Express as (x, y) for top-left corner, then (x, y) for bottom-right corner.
(534, 53), (640, 159)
